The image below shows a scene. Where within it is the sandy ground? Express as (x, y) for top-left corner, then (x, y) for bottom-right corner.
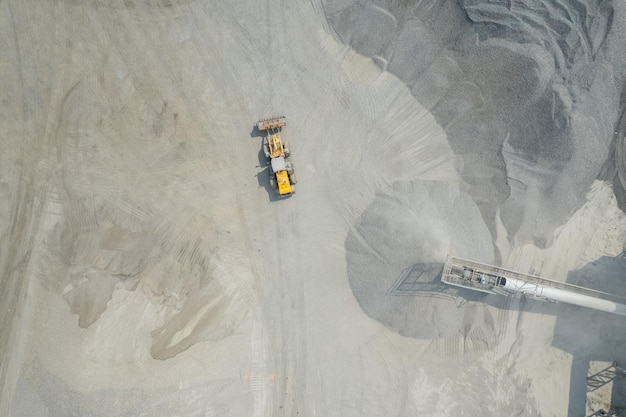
(1, 0), (625, 416)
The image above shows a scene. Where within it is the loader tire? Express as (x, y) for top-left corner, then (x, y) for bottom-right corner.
(263, 143), (270, 159)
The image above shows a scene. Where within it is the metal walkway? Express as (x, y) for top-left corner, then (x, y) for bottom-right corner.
(442, 255), (626, 306)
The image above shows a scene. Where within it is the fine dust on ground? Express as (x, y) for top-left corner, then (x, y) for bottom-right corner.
(1, 0), (626, 416)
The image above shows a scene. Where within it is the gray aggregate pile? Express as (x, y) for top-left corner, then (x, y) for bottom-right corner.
(346, 180), (495, 338)
(325, 0), (626, 246)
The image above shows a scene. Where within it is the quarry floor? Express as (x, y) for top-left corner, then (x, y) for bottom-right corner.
(1, 1), (626, 416)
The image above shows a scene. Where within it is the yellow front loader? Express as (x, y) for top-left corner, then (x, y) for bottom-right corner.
(257, 116), (297, 197)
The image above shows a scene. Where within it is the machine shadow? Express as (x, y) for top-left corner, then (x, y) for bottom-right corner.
(551, 254), (626, 417)
(386, 256), (626, 415)
(249, 124), (262, 139)
(251, 124), (271, 201)
(422, 255), (626, 415)
(254, 137), (281, 202)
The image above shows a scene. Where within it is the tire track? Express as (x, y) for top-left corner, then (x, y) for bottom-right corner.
(0, 1), (58, 412)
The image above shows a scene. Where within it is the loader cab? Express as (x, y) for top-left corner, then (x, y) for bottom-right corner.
(270, 157), (293, 196)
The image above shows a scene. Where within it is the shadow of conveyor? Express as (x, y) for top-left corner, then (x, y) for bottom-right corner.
(549, 254), (626, 417)
(395, 256), (626, 416)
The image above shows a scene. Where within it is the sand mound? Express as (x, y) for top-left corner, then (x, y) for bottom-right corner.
(2, 0), (626, 416)
(30, 73), (254, 359)
(346, 180), (495, 339)
(323, 0), (626, 247)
